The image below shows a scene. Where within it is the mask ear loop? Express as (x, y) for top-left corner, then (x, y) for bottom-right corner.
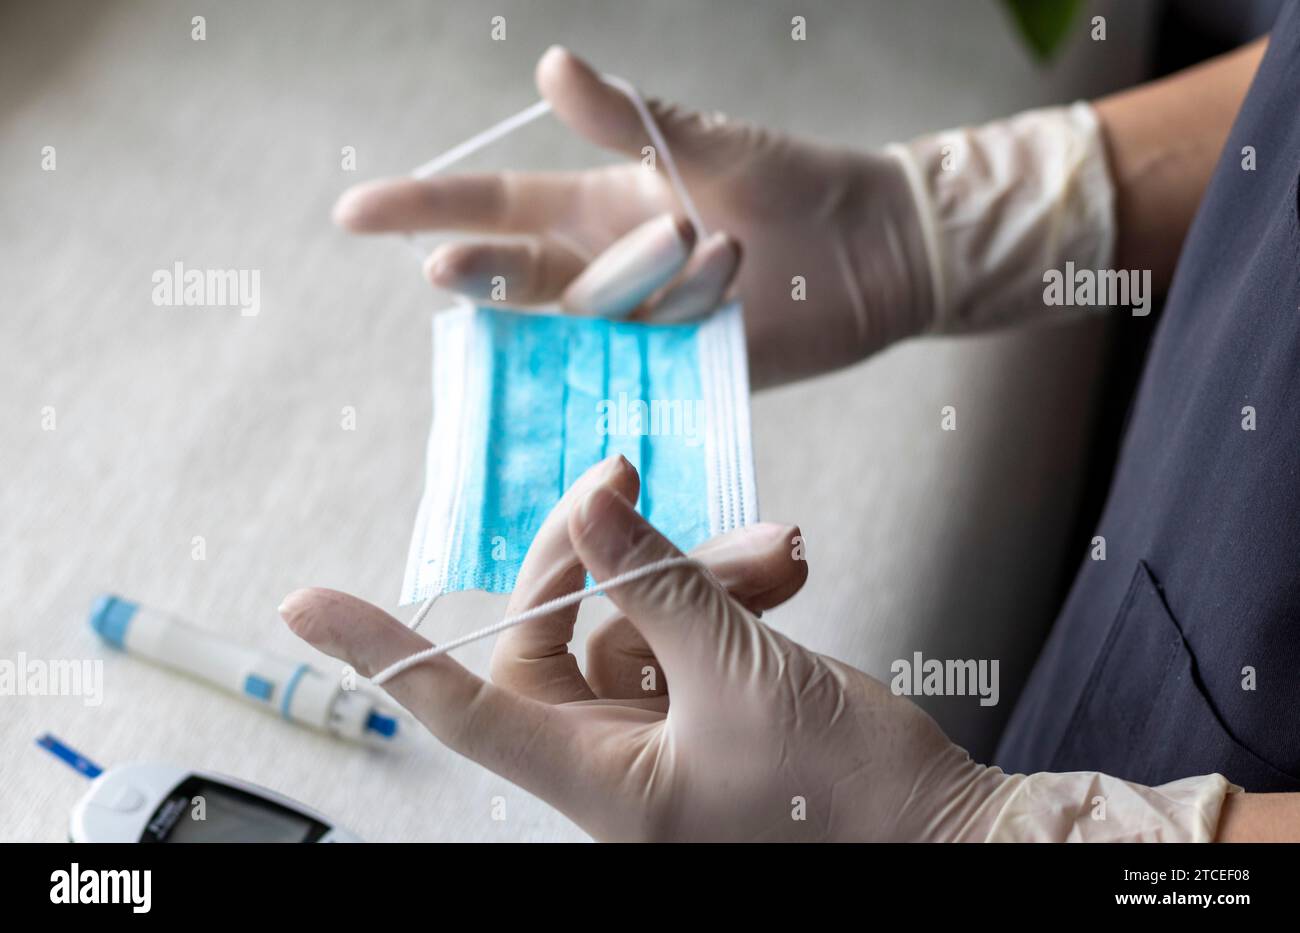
(375, 555), (700, 685)
(402, 73), (708, 265)
(399, 73), (713, 640)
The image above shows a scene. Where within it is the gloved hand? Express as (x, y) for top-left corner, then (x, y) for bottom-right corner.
(336, 48), (1118, 387)
(280, 457), (1234, 841)
(333, 46), (935, 387)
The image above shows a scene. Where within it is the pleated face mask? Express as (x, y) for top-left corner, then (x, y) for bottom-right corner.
(398, 76), (758, 606)
(400, 297), (755, 602)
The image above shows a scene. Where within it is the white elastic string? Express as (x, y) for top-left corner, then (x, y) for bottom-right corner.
(410, 98), (555, 181)
(598, 73), (707, 236)
(373, 555), (697, 685)
(403, 71), (708, 259)
(403, 98), (556, 263)
(405, 591), (441, 633)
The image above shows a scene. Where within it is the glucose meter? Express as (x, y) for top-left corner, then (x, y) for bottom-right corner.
(70, 761), (362, 843)
(40, 736), (361, 842)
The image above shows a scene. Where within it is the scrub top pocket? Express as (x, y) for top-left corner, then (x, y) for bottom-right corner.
(1050, 561), (1300, 792)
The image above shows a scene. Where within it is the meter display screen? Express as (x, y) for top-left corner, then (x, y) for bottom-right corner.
(141, 777), (329, 843)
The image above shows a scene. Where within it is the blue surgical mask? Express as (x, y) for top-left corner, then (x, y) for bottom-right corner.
(394, 74), (758, 603)
(401, 297), (757, 602)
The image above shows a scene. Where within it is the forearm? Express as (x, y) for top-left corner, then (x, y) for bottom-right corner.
(885, 38), (1265, 339)
(1215, 791), (1300, 841)
(1093, 38), (1266, 293)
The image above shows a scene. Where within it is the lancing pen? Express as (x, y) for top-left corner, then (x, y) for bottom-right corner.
(89, 594), (398, 745)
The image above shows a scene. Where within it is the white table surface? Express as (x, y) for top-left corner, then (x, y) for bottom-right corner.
(1, 0), (1154, 841)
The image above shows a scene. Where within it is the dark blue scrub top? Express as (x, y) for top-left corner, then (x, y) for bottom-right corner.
(996, 0), (1300, 791)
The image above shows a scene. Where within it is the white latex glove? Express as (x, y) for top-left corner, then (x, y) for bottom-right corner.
(333, 46), (934, 387)
(280, 457), (1233, 841)
(335, 49), (1116, 386)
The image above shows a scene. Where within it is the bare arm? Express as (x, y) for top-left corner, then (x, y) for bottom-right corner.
(1215, 791), (1300, 841)
(1094, 38), (1267, 292)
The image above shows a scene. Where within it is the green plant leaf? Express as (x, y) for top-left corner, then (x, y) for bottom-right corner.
(1000, 0), (1084, 62)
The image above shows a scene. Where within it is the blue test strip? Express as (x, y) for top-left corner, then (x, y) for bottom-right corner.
(36, 734), (103, 779)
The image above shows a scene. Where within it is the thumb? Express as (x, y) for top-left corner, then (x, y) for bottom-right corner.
(535, 46), (738, 177)
(568, 486), (753, 692)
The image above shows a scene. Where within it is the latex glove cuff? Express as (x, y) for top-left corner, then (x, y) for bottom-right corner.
(954, 767), (1241, 842)
(886, 101), (1117, 334)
